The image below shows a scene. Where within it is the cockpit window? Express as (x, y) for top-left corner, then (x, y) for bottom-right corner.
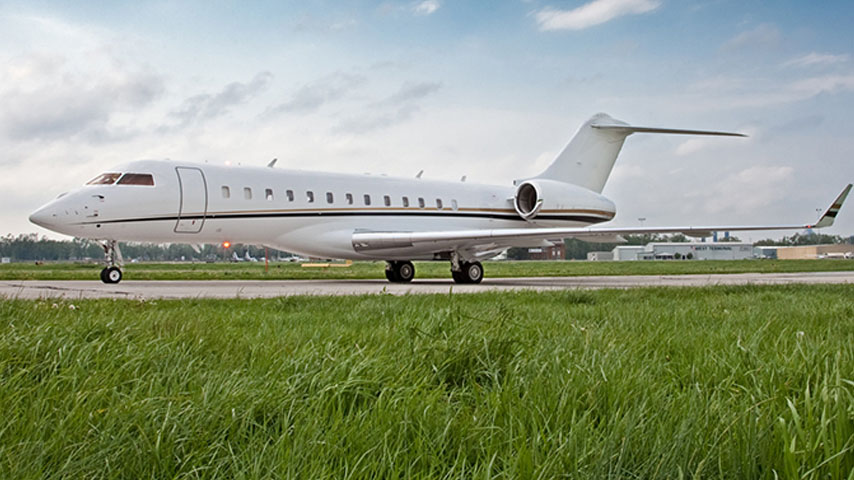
(117, 173), (155, 186)
(86, 173), (121, 185)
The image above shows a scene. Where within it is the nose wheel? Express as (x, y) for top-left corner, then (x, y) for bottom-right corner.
(100, 266), (123, 284)
(99, 240), (124, 284)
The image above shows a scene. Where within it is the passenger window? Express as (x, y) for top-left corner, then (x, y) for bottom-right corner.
(383, 195), (391, 207)
(117, 173), (155, 186)
(345, 193), (353, 205)
(86, 173), (121, 185)
(436, 198), (443, 209)
(451, 199), (458, 210)
(307, 191), (314, 203)
(286, 190), (294, 202)
(244, 187), (252, 200)
(364, 194), (371, 206)
(402, 196), (409, 207)
(265, 189), (274, 201)
(418, 197), (425, 208)
(222, 186), (230, 199)
(326, 192), (334, 204)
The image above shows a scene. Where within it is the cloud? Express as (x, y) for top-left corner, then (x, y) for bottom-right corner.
(375, 81), (442, 106)
(413, 0), (440, 16)
(0, 54), (164, 142)
(170, 72), (272, 126)
(266, 72), (366, 115)
(535, 0), (661, 32)
(335, 81), (442, 133)
(335, 105), (422, 134)
(721, 23), (781, 52)
(789, 74), (854, 97)
(705, 166), (794, 214)
(783, 52), (850, 68)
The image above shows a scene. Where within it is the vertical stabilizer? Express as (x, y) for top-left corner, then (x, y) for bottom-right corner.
(534, 113), (632, 193)
(533, 113), (745, 193)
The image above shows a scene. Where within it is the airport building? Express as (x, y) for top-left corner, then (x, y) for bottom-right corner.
(527, 244), (566, 260)
(608, 242), (754, 261)
(775, 244), (854, 259)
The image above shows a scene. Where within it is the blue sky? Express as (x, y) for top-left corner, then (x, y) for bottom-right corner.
(2, 0), (853, 239)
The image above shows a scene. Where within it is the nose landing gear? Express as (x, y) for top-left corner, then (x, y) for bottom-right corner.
(99, 240), (123, 284)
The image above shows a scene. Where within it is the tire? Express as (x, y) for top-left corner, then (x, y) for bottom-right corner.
(397, 261), (415, 283)
(104, 266), (122, 284)
(463, 261), (483, 284)
(385, 266), (398, 282)
(100, 267), (109, 283)
(451, 269), (466, 284)
(385, 261), (415, 283)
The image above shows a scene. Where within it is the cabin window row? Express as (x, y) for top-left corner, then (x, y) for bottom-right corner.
(220, 186), (458, 210)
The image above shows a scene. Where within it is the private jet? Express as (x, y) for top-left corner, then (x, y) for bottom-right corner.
(29, 113), (851, 284)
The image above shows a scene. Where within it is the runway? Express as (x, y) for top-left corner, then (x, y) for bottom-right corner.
(1, 271), (852, 299)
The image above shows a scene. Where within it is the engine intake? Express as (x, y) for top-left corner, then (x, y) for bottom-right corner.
(514, 181), (543, 220)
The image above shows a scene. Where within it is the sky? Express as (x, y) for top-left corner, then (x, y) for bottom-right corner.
(2, 0), (853, 241)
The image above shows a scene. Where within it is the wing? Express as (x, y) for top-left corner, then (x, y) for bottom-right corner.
(353, 184), (852, 255)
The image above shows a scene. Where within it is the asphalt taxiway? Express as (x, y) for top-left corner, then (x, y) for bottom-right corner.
(1, 271), (852, 299)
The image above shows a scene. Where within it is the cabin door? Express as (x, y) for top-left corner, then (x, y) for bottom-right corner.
(175, 167), (208, 233)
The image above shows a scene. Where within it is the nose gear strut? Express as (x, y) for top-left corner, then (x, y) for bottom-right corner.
(99, 240), (124, 284)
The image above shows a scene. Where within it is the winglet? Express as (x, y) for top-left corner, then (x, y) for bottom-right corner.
(812, 184), (852, 228)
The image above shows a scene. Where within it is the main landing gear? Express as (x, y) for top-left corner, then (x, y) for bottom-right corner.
(99, 240), (123, 284)
(451, 261), (484, 284)
(450, 253), (483, 284)
(383, 255), (484, 284)
(385, 261), (415, 283)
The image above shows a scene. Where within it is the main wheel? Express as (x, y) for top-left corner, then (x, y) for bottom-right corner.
(385, 266), (397, 282)
(396, 261), (415, 283)
(464, 261), (483, 284)
(451, 261), (483, 284)
(100, 267), (109, 283)
(103, 266), (123, 284)
(385, 261), (415, 283)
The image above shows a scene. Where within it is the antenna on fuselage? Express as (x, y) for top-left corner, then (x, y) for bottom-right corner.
(267, 158), (278, 168)
(416, 170), (423, 179)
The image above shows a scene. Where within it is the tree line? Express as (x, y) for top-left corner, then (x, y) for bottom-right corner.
(0, 234), (292, 262)
(2, 231), (851, 262)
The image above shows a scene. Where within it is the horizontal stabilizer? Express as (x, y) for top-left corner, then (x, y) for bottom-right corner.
(591, 124), (747, 137)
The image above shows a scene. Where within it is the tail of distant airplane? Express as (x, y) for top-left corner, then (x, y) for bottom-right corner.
(533, 113), (746, 193)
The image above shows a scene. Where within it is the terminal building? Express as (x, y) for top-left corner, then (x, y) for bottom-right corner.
(606, 242), (754, 261)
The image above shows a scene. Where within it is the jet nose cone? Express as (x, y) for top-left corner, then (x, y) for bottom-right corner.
(29, 206), (55, 229)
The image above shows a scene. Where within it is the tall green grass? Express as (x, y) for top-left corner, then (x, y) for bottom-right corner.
(1, 285), (852, 478)
(1, 258), (853, 281)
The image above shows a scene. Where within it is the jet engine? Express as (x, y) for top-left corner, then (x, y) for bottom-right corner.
(513, 181), (543, 220)
(513, 178), (617, 224)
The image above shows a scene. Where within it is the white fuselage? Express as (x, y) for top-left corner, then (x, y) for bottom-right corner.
(29, 160), (616, 260)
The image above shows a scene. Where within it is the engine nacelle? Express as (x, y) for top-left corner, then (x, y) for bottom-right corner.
(513, 179), (616, 224)
(514, 181), (543, 219)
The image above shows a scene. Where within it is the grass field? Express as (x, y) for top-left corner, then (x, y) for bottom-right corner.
(1, 258), (853, 281)
(1, 285), (852, 478)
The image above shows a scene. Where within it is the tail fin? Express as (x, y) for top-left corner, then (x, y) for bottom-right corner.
(533, 113), (746, 193)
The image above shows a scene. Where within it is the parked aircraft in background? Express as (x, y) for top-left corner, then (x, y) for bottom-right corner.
(29, 113), (851, 284)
